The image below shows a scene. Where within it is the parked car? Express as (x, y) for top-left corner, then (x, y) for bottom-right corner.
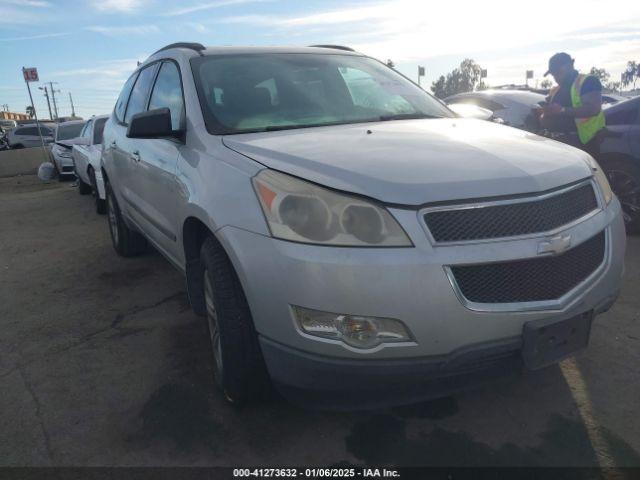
(445, 90), (546, 132)
(50, 120), (86, 178)
(6, 123), (54, 149)
(447, 102), (495, 121)
(0, 119), (18, 131)
(602, 93), (628, 106)
(72, 115), (109, 213)
(102, 43), (625, 409)
(599, 96), (640, 232)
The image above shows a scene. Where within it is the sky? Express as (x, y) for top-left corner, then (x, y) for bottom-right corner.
(1, 0), (639, 120)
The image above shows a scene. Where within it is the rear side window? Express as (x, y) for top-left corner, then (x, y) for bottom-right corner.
(83, 121), (93, 139)
(124, 65), (158, 125)
(18, 127), (37, 135)
(115, 73), (138, 122)
(148, 61), (185, 130)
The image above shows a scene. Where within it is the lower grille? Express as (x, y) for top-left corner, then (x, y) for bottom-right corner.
(450, 231), (605, 304)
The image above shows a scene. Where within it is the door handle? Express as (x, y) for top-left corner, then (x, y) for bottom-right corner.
(110, 140), (117, 148)
(131, 150), (141, 163)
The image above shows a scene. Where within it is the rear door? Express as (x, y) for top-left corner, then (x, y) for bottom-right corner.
(126, 60), (185, 261)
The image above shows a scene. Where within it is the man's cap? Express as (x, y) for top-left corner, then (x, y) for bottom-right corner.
(545, 52), (574, 76)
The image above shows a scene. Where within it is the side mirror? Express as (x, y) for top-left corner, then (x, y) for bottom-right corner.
(127, 108), (174, 139)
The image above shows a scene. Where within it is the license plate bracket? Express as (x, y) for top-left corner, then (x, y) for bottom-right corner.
(522, 311), (593, 370)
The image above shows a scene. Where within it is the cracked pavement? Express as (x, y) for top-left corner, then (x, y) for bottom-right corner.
(1, 175), (639, 467)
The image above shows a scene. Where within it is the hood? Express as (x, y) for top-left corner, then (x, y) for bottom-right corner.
(222, 118), (593, 205)
(55, 139), (79, 149)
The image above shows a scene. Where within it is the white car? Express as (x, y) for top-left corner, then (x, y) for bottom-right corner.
(50, 120), (86, 178)
(72, 115), (109, 214)
(7, 123), (54, 149)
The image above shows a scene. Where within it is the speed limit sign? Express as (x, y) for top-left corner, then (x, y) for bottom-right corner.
(22, 67), (39, 82)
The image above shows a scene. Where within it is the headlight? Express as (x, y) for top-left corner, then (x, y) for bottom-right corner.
(586, 156), (613, 204)
(53, 145), (71, 158)
(252, 170), (412, 246)
(293, 306), (413, 349)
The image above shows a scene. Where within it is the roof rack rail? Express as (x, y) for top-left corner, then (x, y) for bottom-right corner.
(152, 42), (206, 56)
(308, 44), (355, 52)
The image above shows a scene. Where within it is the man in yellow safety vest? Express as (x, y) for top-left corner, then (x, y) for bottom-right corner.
(540, 52), (606, 157)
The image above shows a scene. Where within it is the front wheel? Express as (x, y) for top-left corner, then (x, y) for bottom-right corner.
(89, 168), (106, 214)
(78, 174), (92, 194)
(200, 236), (270, 404)
(105, 181), (147, 257)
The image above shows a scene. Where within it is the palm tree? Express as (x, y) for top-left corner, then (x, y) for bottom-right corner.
(621, 61), (639, 90)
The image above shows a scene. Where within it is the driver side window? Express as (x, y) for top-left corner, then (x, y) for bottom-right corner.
(148, 61), (185, 131)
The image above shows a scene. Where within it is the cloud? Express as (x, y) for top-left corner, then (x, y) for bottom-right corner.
(0, 1), (48, 24)
(90, 0), (147, 12)
(0, 0), (50, 6)
(85, 24), (160, 36)
(164, 0), (267, 16)
(0, 31), (71, 41)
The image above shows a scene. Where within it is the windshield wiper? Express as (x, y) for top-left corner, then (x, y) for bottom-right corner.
(378, 113), (440, 121)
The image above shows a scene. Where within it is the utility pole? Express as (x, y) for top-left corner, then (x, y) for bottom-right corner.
(48, 81), (60, 119)
(68, 92), (76, 117)
(38, 85), (53, 120)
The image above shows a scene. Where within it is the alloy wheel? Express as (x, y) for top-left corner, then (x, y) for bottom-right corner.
(107, 190), (119, 246)
(204, 271), (224, 386)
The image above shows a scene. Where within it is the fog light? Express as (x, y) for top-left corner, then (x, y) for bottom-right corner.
(293, 306), (412, 349)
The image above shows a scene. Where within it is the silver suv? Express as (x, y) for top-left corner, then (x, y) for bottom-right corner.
(101, 43), (625, 409)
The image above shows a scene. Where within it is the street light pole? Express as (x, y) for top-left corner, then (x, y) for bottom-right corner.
(48, 81), (60, 119)
(38, 85), (53, 120)
(68, 92), (76, 117)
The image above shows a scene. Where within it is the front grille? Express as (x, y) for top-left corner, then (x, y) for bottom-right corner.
(424, 182), (598, 242)
(450, 231), (605, 304)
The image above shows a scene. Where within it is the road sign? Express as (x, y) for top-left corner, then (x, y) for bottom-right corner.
(481, 69), (488, 78)
(526, 70), (534, 79)
(418, 66), (425, 77)
(22, 67), (39, 82)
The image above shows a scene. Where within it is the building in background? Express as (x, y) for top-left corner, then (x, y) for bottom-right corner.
(0, 111), (31, 121)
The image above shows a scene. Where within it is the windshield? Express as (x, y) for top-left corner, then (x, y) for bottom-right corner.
(56, 123), (84, 140)
(191, 53), (453, 134)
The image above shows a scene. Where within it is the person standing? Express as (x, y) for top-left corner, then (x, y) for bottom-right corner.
(540, 52), (606, 157)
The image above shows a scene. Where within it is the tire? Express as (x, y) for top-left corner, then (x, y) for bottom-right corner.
(89, 168), (107, 215)
(105, 180), (147, 257)
(78, 175), (92, 194)
(600, 158), (640, 234)
(200, 236), (270, 404)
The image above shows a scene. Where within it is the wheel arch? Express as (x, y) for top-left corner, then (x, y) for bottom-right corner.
(183, 215), (225, 316)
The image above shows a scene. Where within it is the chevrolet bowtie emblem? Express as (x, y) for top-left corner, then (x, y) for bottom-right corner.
(538, 235), (572, 255)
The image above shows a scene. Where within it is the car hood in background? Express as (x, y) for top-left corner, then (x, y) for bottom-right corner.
(222, 118), (593, 206)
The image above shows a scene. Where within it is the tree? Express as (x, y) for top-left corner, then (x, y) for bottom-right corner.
(621, 61), (639, 90)
(540, 79), (553, 90)
(386, 59), (395, 68)
(26, 106), (35, 118)
(589, 67), (610, 85)
(430, 58), (485, 98)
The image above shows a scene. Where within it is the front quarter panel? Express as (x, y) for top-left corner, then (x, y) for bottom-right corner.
(176, 134), (269, 266)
